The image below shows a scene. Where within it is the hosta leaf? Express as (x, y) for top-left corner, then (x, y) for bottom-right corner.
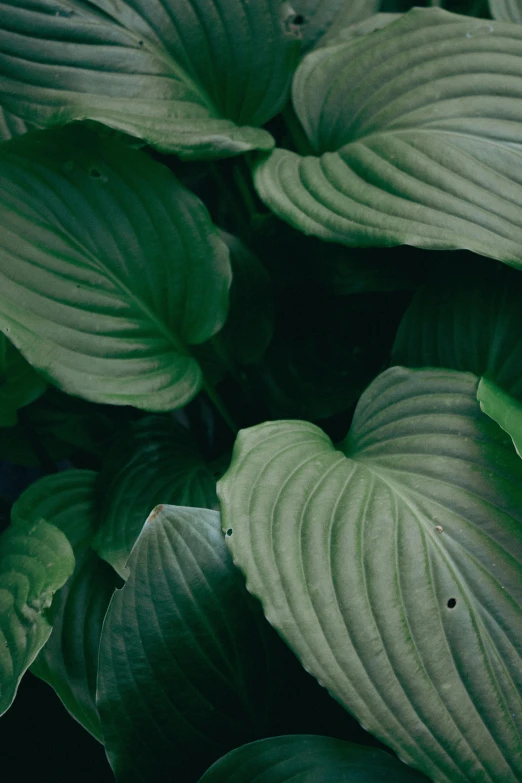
(11, 469), (97, 550)
(0, 107), (36, 143)
(0, 518), (74, 715)
(318, 12), (401, 48)
(254, 8), (522, 265)
(0, 125), (231, 410)
(97, 505), (359, 782)
(218, 367), (522, 783)
(0, 0), (299, 159)
(92, 416), (219, 578)
(392, 266), (522, 399)
(0, 333), (46, 427)
(291, 0), (380, 52)
(198, 735), (428, 783)
(31, 549), (120, 741)
(489, 0), (522, 22)
(478, 377), (522, 457)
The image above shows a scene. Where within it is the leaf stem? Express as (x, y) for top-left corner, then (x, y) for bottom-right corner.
(281, 103), (314, 156)
(202, 377), (239, 436)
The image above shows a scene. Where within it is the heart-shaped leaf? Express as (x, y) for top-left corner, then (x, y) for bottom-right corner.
(92, 416), (220, 578)
(291, 0), (380, 52)
(97, 504), (363, 782)
(0, 518), (75, 715)
(392, 266), (522, 399)
(490, 0), (522, 22)
(0, 333), (47, 428)
(0, 0), (299, 159)
(11, 469), (97, 550)
(218, 367), (522, 783)
(254, 8), (522, 264)
(31, 549), (120, 741)
(199, 735), (429, 782)
(0, 125), (231, 410)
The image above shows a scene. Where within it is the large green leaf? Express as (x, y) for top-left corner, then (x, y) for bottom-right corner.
(218, 367), (522, 783)
(0, 0), (299, 159)
(0, 518), (75, 715)
(0, 333), (47, 427)
(11, 469), (97, 550)
(0, 125), (231, 410)
(392, 266), (522, 399)
(92, 416), (219, 578)
(477, 377), (522, 458)
(489, 0), (522, 22)
(31, 549), (120, 741)
(291, 0), (380, 51)
(254, 8), (522, 264)
(96, 505), (361, 782)
(198, 735), (428, 783)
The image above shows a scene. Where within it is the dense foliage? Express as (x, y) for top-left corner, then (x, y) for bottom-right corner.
(0, 1), (521, 781)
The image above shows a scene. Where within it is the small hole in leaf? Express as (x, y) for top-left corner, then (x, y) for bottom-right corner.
(89, 167), (102, 179)
(226, 529), (233, 536)
(138, 40), (144, 46)
(447, 598), (457, 609)
(293, 14), (305, 24)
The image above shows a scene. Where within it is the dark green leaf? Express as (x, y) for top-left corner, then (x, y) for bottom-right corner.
(254, 8), (522, 265)
(0, 333), (46, 427)
(0, 107), (35, 143)
(0, 0), (300, 159)
(0, 125), (231, 410)
(0, 518), (74, 715)
(198, 735), (429, 783)
(92, 416), (219, 578)
(218, 367), (522, 783)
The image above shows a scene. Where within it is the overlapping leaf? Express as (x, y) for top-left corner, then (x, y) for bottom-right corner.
(255, 8), (522, 264)
(218, 367), (522, 782)
(92, 416), (219, 578)
(198, 735), (428, 783)
(392, 267), (522, 399)
(478, 377), (522, 457)
(490, 0), (522, 22)
(0, 333), (46, 427)
(292, 0), (380, 51)
(0, 125), (231, 410)
(0, 108), (35, 143)
(0, 0), (300, 159)
(97, 505), (363, 782)
(0, 518), (74, 715)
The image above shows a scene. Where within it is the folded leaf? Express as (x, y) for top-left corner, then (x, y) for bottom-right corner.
(198, 735), (428, 782)
(392, 267), (522, 399)
(0, 125), (231, 410)
(0, 0), (300, 159)
(92, 416), (219, 578)
(478, 377), (522, 457)
(0, 333), (47, 427)
(0, 518), (75, 715)
(255, 8), (522, 265)
(218, 367), (522, 783)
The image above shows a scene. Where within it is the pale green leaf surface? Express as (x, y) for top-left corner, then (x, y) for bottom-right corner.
(478, 377), (522, 458)
(92, 416), (219, 579)
(11, 469), (97, 550)
(31, 548), (120, 741)
(218, 367), (522, 783)
(392, 267), (522, 399)
(490, 0), (522, 23)
(291, 0), (380, 51)
(0, 333), (46, 427)
(318, 12), (401, 48)
(0, 125), (232, 410)
(198, 735), (429, 783)
(254, 8), (522, 264)
(0, 518), (74, 715)
(0, 0), (300, 159)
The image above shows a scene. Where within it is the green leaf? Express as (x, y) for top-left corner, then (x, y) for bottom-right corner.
(392, 266), (522, 399)
(0, 0), (300, 160)
(489, 0), (522, 22)
(291, 0), (380, 52)
(97, 505), (357, 782)
(31, 549), (120, 741)
(0, 125), (232, 410)
(11, 469), (97, 552)
(0, 518), (75, 715)
(218, 367), (522, 783)
(254, 8), (522, 265)
(92, 416), (219, 578)
(318, 12), (401, 48)
(0, 333), (47, 427)
(198, 735), (429, 783)
(477, 377), (522, 457)
(0, 107), (36, 143)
